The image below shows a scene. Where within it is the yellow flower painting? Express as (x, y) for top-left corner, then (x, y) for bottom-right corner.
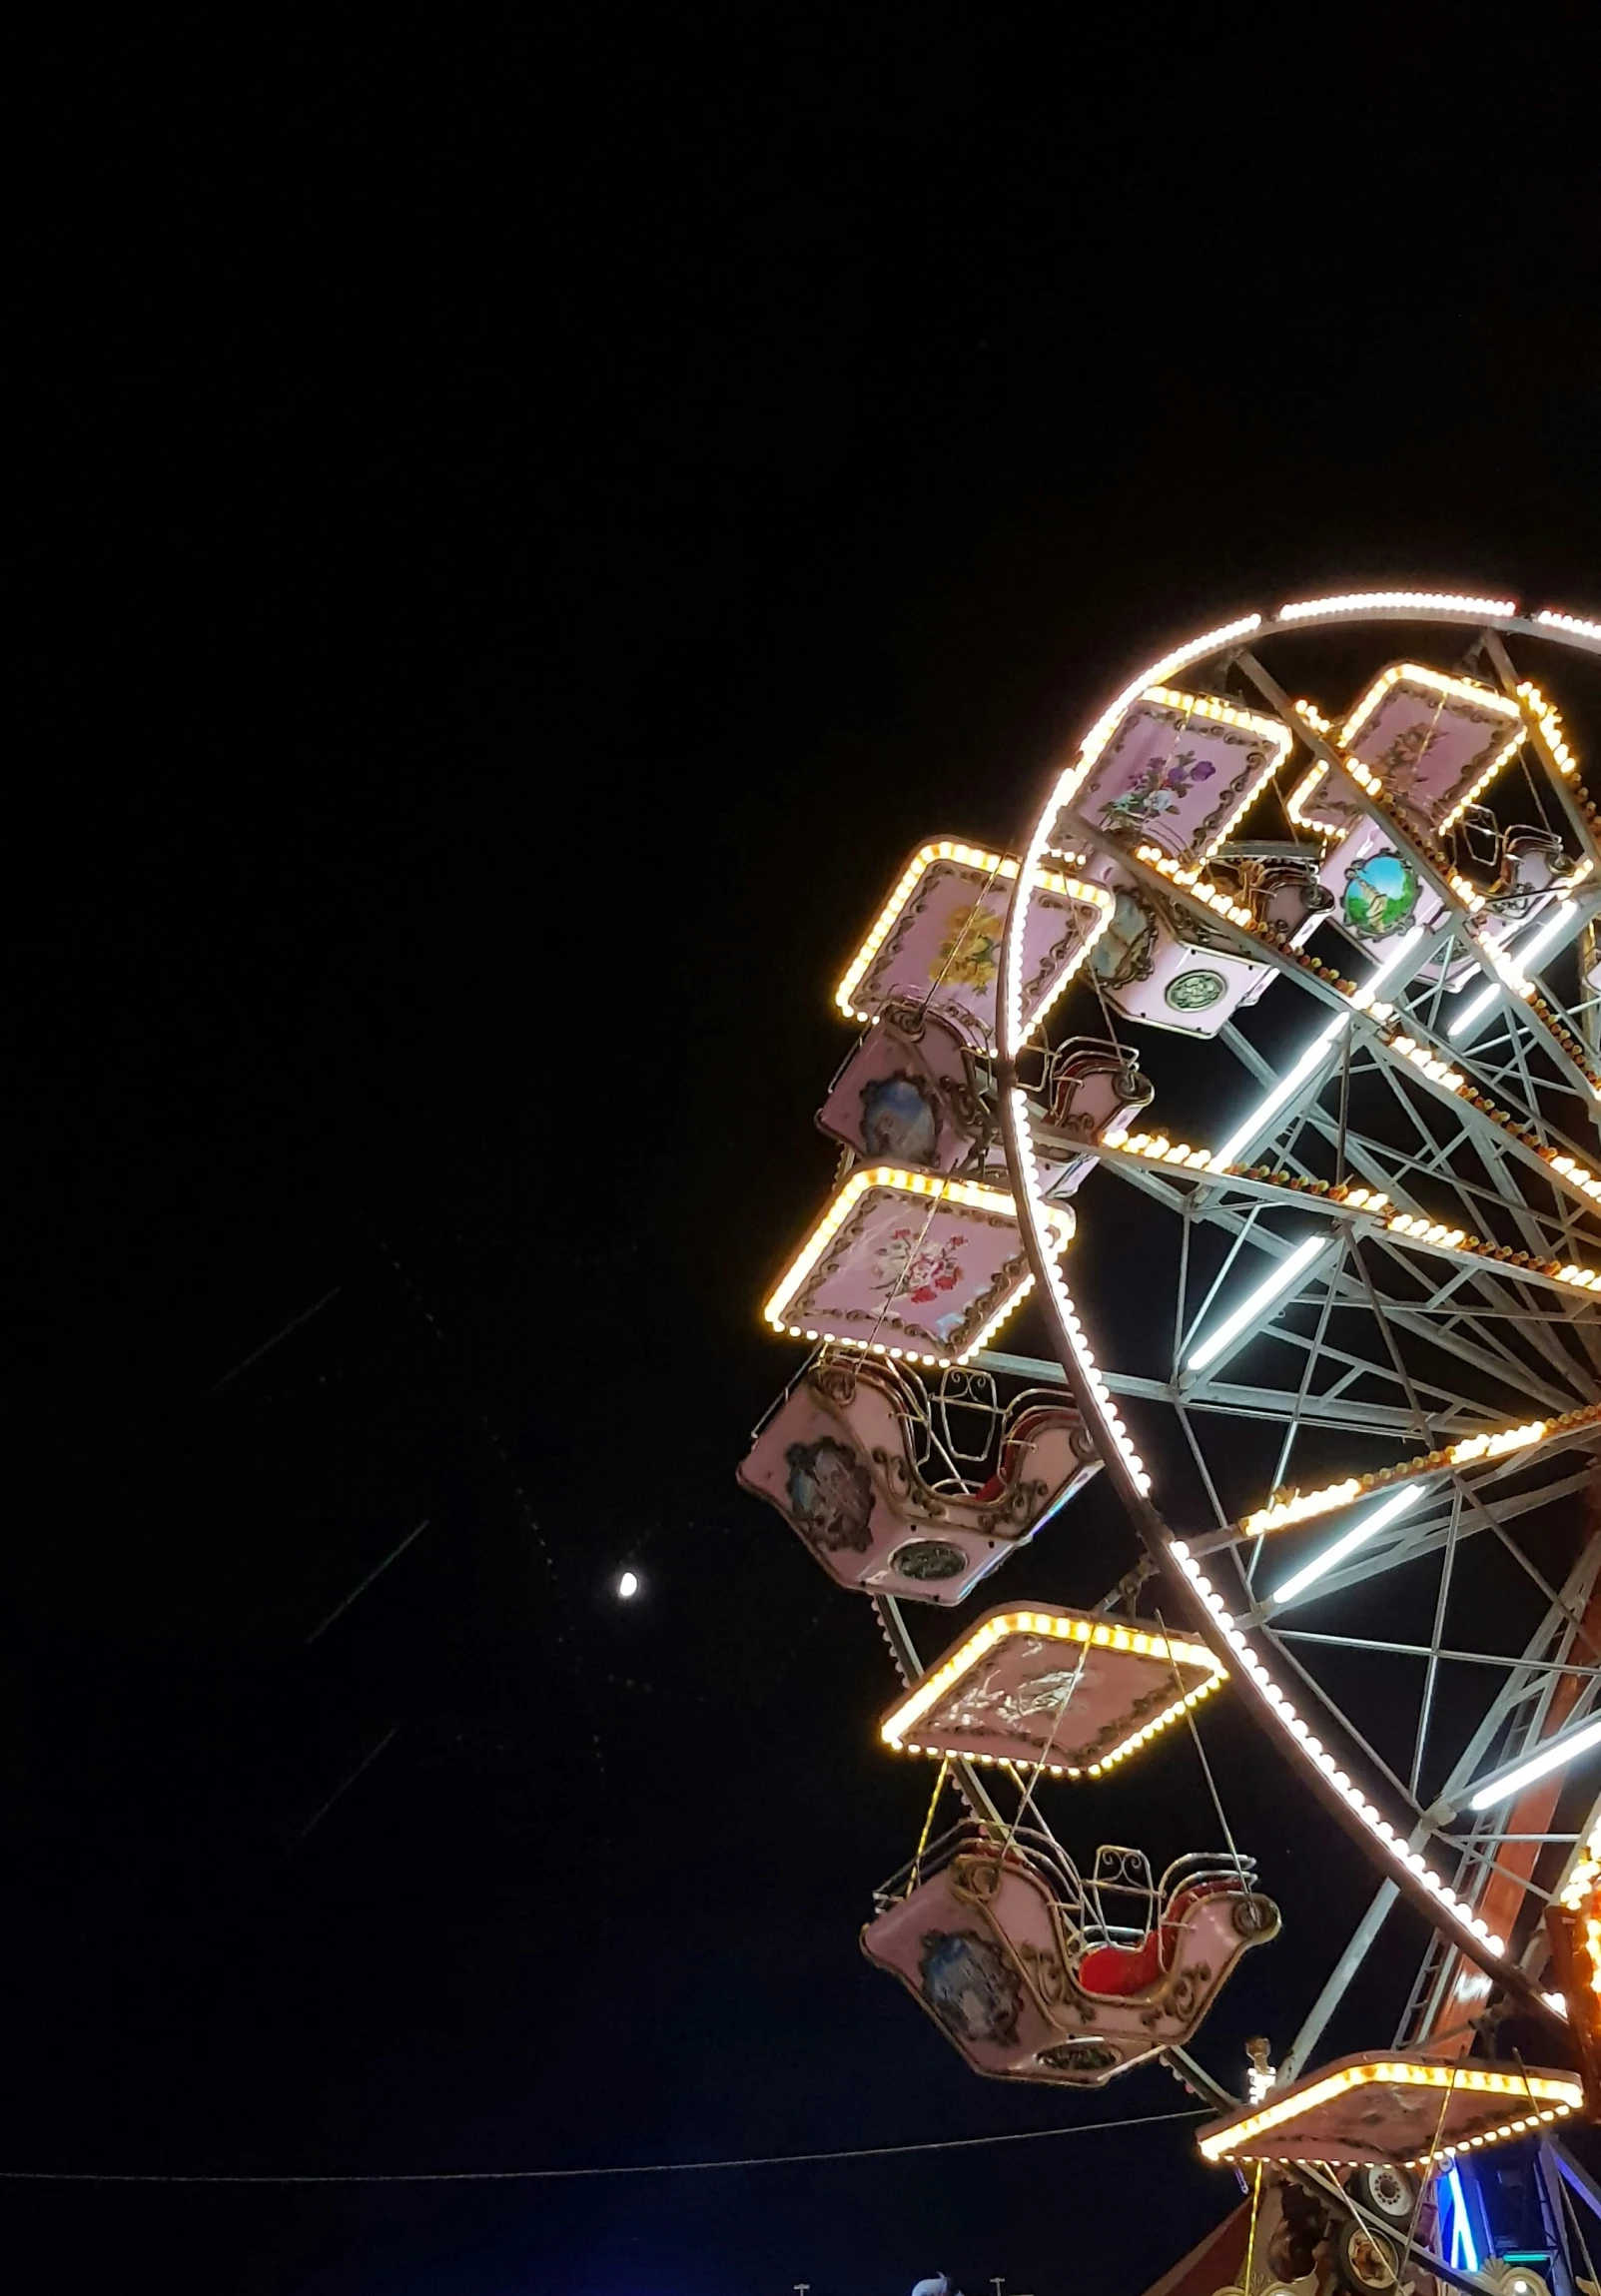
(933, 902), (1004, 992)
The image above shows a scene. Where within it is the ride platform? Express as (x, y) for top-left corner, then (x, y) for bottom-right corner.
(1196, 2051), (1583, 2171)
(878, 1603), (1223, 1775)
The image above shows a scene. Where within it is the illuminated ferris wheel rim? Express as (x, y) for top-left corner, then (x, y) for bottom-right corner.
(995, 584), (1600, 2043)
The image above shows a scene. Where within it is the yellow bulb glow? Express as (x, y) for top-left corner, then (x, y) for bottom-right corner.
(879, 1607), (1219, 1753)
(1199, 2057), (1581, 2163)
(1536, 608), (1601, 642)
(834, 841), (1113, 1027)
(1279, 590), (1518, 623)
(1237, 1405), (1596, 1539)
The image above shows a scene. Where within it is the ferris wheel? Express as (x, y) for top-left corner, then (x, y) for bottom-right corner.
(739, 588), (1601, 2293)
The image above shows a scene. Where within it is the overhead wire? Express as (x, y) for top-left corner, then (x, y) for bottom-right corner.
(999, 1641), (1090, 1853)
(0, 2105), (1209, 2185)
(1154, 1605), (1247, 1887)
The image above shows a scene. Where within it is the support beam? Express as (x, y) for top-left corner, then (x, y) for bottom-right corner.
(975, 1350), (1430, 1435)
(1551, 2135), (1601, 2225)
(1279, 1876), (1398, 2083)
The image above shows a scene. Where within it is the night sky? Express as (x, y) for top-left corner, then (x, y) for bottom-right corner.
(9, 17), (1601, 2293)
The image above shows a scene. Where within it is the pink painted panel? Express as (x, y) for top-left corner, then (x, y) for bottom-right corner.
(1103, 934), (1271, 1038)
(860, 1864), (1068, 2078)
(785, 1185), (1030, 1356)
(852, 857), (1099, 1039)
(1345, 675), (1518, 830)
(909, 1623), (1211, 1770)
(816, 1012), (977, 1171)
(1069, 695), (1282, 861)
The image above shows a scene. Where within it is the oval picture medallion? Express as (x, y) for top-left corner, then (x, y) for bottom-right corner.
(891, 1538), (968, 1582)
(1166, 968), (1226, 1013)
(1343, 849), (1419, 941)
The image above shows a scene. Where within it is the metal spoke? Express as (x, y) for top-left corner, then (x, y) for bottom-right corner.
(979, 605), (1600, 2099)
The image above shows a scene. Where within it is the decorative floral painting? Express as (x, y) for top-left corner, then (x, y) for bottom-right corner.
(1372, 719), (1443, 803)
(783, 1179), (1038, 1356)
(1100, 746), (1217, 831)
(932, 903), (1004, 993)
(870, 1224), (965, 1308)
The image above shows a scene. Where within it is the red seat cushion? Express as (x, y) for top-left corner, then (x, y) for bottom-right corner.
(1076, 1931), (1164, 1996)
(1076, 1878), (1244, 1997)
(969, 1411), (1071, 1506)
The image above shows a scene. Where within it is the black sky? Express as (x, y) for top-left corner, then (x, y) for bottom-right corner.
(8, 12), (1601, 2292)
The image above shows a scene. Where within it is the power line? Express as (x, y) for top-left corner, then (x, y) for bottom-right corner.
(0, 2105), (1206, 2185)
(293, 1722), (400, 1845)
(304, 1519), (431, 1643)
(210, 1286), (342, 1392)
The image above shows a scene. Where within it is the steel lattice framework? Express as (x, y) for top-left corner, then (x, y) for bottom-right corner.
(979, 593), (1601, 2085)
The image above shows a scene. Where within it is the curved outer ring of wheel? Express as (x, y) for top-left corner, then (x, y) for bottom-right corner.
(994, 595), (1595, 2044)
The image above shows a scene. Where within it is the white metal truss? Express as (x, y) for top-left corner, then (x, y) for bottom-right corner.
(987, 599), (1601, 2087)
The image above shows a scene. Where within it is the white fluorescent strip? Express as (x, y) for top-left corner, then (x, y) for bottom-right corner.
(1468, 1712), (1601, 1812)
(1214, 1019), (1345, 1167)
(1448, 903), (1578, 1042)
(1187, 1234), (1328, 1373)
(1214, 928), (1424, 1167)
(1445, 2166), (1478, 2275)
(1271, 1484), (1423, 1605)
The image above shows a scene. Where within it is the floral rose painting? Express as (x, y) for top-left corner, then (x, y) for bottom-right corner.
(871, 1224), (965, 1306)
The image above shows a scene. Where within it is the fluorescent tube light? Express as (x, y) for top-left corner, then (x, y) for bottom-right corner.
(1271, 1485), (1423, 1605)
(1468, 1712), (1601, 1812)
(1449, 903), (1578, 1042)
(1188, 1234), (1329, 1373)
(1215, 928), (1424, 1166)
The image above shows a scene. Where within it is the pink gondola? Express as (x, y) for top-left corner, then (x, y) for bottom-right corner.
(833, 839), (1113, 1045)
(817, 1005), (995, 1175)
(737, 1355), (1098, 1603)
(861, 1604), (1277, 2082)
(862, 1824), (1276, 2087)
(1080, 876), (1277, 1038)
(817, 1015), (1153, 1199)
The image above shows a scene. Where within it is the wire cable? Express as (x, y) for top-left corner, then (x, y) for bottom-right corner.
(0, 2106), (1209, 2185)
(1154, 1606), (1247, 1884)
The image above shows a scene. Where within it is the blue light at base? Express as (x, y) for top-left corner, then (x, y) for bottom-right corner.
(1444, 2164), (1479, 2274)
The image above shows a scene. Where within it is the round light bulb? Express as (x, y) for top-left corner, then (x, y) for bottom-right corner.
(616, 1570), (640, 1600)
